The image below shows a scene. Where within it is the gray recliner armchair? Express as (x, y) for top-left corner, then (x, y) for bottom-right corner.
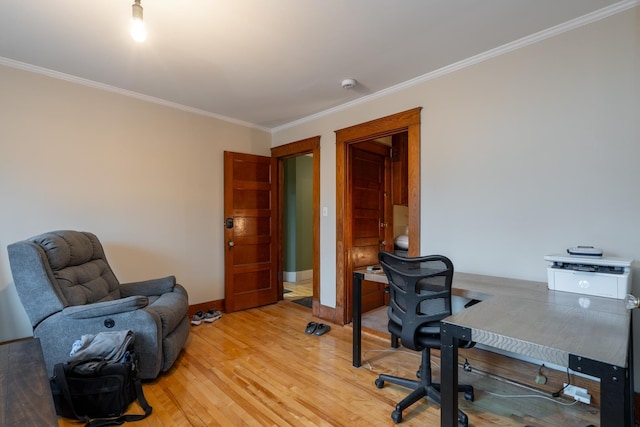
(7, 230), (190, 379)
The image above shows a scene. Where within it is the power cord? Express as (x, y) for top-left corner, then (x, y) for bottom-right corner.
(551, 367), (572, 398)
(457, 357), (578, 405)
(362, 348), (420, 371)
(367, 351), (577, 407)
(484, 390), (579, 406)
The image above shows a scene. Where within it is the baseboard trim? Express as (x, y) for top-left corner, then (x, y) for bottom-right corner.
(283, 269), (313, 282)
(189, 300), (224, 316)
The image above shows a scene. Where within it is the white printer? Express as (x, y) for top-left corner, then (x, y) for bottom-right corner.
(544, 251), (633, 300)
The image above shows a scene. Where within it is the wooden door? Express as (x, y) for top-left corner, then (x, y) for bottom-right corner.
(224, 151), (277, 312)
(335, 107), (421, 324)
(350, 142), (392, 313)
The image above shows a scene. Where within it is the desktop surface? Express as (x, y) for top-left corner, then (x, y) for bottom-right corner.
(439, 273), (631, 427)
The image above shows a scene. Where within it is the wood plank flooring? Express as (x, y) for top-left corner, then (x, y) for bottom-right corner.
(283, 280), (313, 300)
(57, 300), (599, 427)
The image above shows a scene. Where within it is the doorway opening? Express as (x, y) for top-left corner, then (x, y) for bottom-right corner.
(282, 154), (314, 309)
(272, 136), (321, 316)
(335, 108), (422, 324)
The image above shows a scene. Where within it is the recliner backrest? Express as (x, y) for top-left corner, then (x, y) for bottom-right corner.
(8, 230), (122, 327)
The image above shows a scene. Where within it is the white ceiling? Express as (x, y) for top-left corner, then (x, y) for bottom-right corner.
(0, 0), (629, 129)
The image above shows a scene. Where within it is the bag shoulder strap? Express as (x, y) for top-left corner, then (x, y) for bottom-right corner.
(53, 363), (90, 423)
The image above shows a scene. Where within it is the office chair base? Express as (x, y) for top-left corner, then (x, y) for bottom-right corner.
(375, 374), (473, 424)
(392, 405), (469, 425)
(389, 408), (469, 425)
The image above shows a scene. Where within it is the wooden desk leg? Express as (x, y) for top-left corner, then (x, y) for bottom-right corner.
(352, 272), (363, 367)
(569, 355), (630, 427)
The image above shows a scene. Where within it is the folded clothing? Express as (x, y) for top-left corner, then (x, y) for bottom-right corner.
(68, 330), (134, 363)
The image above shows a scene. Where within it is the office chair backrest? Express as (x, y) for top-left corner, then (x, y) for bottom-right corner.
(378, 251), (454, 351)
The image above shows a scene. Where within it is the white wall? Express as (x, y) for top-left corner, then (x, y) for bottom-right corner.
(0, 65), (272, 342)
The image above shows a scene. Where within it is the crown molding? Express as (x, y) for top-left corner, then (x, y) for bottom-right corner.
(0, 56), (271, 133)
(273, 0), (639, 133)
(1, 0), (636, 135)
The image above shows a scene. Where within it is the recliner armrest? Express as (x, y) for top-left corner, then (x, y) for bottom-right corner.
(62, 296), (149, 319)
(120, 275), (176, 297)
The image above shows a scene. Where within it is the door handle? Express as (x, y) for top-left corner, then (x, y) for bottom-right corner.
(228, 240), (235, 248)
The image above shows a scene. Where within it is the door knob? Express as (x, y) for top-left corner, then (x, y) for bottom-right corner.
(228, 241), (235, 248)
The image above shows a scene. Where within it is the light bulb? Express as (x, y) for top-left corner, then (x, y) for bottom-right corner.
(624, 294), (639, 310)
(131, 1), (146, 42)
(131, 19), (146, 42)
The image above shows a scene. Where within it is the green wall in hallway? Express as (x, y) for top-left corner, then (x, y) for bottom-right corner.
(283, 156), (313, 273)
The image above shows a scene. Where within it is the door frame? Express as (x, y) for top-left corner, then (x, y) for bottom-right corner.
(335, 107), (422, 324)
(271, 136), (321, 317)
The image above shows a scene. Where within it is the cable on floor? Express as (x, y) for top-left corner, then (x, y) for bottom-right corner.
(483, 390), (579, 406)
(362, 348), (419, 371)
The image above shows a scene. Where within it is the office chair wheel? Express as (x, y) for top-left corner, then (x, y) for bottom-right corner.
(391, 409), (402, 423)
(464, 390), (474, 402)
(375, 378), (385, 389)
(458, 412), (469, 427)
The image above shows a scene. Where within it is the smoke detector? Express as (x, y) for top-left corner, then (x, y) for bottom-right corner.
(341, 78), (357, 89)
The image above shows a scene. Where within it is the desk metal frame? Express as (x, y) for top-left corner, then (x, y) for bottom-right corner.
(440, 322), (633, 427)
(352, 270), (633, 427)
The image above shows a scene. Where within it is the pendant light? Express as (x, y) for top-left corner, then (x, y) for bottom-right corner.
(131, 0), (147, 42)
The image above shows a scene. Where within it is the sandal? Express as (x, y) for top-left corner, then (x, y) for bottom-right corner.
(314, 323), (331, 336)
(305, 321), (318, 334)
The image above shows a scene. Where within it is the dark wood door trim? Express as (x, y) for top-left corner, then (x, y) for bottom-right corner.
(271, 136), (321, 317)
(335, 108), (422, 324)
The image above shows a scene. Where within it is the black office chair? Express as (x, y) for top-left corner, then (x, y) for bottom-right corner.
(375, 251), (474, 425)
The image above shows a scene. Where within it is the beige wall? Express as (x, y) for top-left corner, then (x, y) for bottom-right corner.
(0, 65), (271, 341)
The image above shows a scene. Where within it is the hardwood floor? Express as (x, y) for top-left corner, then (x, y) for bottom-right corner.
(58, 300), (599, 426)
(283, 279), (313, 300)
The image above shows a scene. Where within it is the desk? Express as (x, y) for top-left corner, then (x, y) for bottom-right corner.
(351, 270), (633, 427)
(0, 338), (58, 427)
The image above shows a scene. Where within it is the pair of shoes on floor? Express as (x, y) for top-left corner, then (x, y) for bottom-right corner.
(191, 309), (223, 326)
(305, 321), (331, 336)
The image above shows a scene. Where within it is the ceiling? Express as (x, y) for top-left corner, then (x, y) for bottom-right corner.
(0, 0), (627, 130)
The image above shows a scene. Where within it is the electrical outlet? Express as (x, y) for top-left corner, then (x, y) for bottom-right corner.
(535, 373), (547, 384)
(535, 364), (547, 384)
(562, 383), (591, 405)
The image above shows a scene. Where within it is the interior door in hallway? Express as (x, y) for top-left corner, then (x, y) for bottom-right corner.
(351, 142), (392, 313)
(224, 151), (277, 312)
